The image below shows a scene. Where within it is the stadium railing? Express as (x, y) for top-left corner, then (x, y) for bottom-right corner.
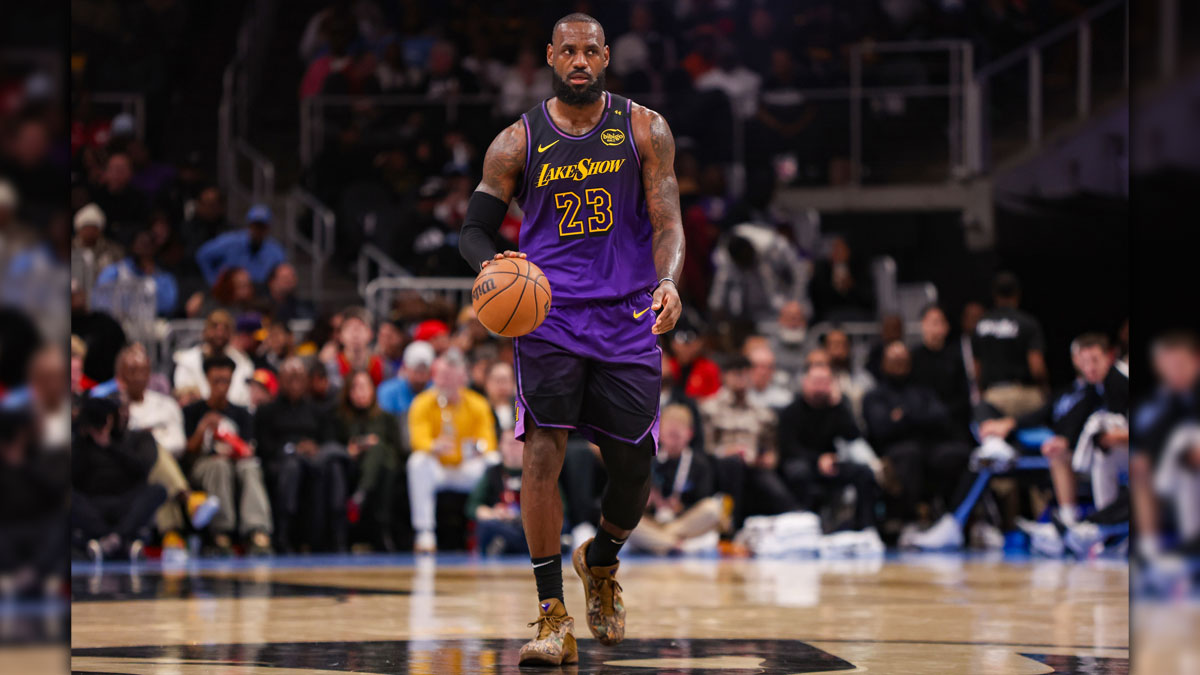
(363, 276), (475, 324)
(357, 244), (412, 299)
(218, 0), (278, 219)
(284, 186), (336, 306)
(965, 0), (1129, 174)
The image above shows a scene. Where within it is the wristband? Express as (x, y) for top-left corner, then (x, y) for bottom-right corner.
(656, 277), (677, 290)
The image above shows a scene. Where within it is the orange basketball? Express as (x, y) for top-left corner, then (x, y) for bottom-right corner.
(471, 257), (552, 338)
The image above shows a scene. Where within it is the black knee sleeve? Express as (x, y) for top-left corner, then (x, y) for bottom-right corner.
(597, 436), (655, 530)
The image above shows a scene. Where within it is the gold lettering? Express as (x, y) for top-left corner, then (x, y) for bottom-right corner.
(535, 157), (627, 188)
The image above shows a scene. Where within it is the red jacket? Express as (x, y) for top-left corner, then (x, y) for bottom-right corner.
(669, 356), (722, 400)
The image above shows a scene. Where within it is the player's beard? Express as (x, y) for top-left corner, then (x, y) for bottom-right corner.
(552, 69), (605, 106)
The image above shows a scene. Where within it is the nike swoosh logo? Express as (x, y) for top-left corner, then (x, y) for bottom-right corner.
(532, 560), (556, 568)
(633, 307), (652, 319)
(537, 140), (560, 153)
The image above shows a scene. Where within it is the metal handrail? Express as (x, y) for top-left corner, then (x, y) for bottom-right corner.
(357, 244), (412, 298)
(363, 276), (475, 322)
(966, 0), (1130, 174)
(284, 187), (336, 306)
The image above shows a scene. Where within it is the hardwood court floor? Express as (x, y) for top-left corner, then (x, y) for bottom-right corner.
(70, 553), (1129, 674)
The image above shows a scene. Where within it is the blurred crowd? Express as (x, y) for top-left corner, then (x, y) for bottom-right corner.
(54, 247), (1162, 574)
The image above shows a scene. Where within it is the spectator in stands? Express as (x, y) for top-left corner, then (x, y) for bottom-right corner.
(700, 356), (798, 528)
(666, 316), (721, 401)
(187, 266), (260, 318)
(173, 310), (256, 408)
(70, 203), (123, 301)
(1132, 331), (1200, 560)
(708, 228), (808, 335)
(745, 341), (794, 411)
(422, 40), (480, 100)
(406, 351), (497, 553)
(255, 357), (349, 553)
(373, 37), (424, 93)
(979, 334), (1128, 542)
(866, 314), (904, 380)
(413, 319), (452, 354)
(628, 404), (727, 555)
(822, 327), (874, 425)
(336, 369), (402, 552)
(89, 152), (147, 248)
(0, 404), (68, 597)
(71, 397), (166, 561)
(196, 204), (286, 286)
(261, 322), (296, 372)
(658, 350), (704, 455)
(468, 430), (535, 555)
(0, 179), (36, 259)
(116, 345), (218, 554)
(265, 262), (313, 324)
(71, 335), (90, 395)
(484, 361), (517, 438)
(910, 304), (972, 437)
(862, 341), (971, 524)
(751, 48), (818, 181)
(232, 314), (269, 370)
(309, 359), (338, 409)
(324, 307), (385, 389)
(696, 42), (761, 120)
(769, 300), (809, 380)
(246, 368), (278, 413)
(180, 186), (228, 276)
(777, 362), (880, 533)
(809, 236), (874, 322)
(973, 272), (1049, 417)
(70, 279), (127, 387)
(375, 317), (407, 381)
(27, 345), (70, 450)
(496, 48), (554, 118)
(183, 355), (272, 556)
(610, 3), (676, 89)
(96, 229), (179, 316)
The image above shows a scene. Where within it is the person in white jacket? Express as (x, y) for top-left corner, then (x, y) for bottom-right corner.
(173, 310), (255, 408)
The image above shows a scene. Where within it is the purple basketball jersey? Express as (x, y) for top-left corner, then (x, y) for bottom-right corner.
(516, 92), (655, 305)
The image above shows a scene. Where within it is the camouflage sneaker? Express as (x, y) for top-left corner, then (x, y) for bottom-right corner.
(518, 598), (578, 666)
(572, 538), (625, 646)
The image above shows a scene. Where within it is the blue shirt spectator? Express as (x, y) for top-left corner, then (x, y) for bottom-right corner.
(377, 341), (435, 417)
(96, 259), (179, 316)
(196, 204), (287, 285)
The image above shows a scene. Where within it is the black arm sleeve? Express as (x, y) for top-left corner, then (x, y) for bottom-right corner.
(459, 191), (510, 270)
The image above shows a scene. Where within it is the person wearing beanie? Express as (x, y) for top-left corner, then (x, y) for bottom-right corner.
(70, 203), (124, 301)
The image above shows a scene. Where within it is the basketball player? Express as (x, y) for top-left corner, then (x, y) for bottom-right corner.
(458, 13), (684, 666)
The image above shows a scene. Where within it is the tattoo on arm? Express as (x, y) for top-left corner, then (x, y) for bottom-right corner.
(638, 108), (685, 284)
(475, 120), (526, 203)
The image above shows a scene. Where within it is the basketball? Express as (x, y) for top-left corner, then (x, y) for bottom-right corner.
(471, 257), (552, 337)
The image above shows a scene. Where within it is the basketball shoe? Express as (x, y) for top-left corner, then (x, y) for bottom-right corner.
(572, 538), (625, 645)
(518, 598), (578, 666)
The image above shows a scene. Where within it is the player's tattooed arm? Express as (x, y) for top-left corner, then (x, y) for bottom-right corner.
(465, 120), (527, 269)
(633, 104), (685, 335)
(475, 120), (526, 202)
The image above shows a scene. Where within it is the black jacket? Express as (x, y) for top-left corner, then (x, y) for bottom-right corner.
(910, 341), (972, 431)
(1018, 368), (1129, 446)
(254, 396), (336, 465)
(862, 377), (955, 449)
(777, 397), (862, 467)
(72, 429), (157, 496)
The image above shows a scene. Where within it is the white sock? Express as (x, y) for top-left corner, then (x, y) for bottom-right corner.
(1057, 505), (1079, 527)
